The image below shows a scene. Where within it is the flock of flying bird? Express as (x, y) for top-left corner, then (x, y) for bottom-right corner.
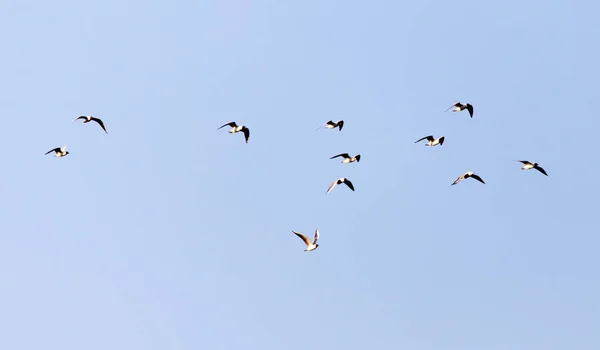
(45, 116), (108, 157)
(216, 101), (549, 252)
(47, 105), (548, 253)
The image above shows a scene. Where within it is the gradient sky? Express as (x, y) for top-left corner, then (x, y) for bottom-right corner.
(1, 1), (599, 349)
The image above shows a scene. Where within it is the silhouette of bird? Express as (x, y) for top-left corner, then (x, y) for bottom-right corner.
(415, 135), (445, 147)
(74, 116), (108, 133)
(446, 102), (474, 118)
(452, 171), (485, 186)
(330, 153), (361, 163)
(45, 145), (69, 157)
(326, 177), (355, 194)
(292, 229), (320, 252)
(517, 160), (548, 176)
(317, 120), (344, 131)
(218, 122), (250, 143)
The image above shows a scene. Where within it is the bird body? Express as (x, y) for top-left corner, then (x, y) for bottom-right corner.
(218, 122), (250, 143)
(75, 116), (108, 133)
(518, 160), (548, 176)
(330, 153), (361, 163)
(229, 125), (245, 133)
(452, 171), (485, 185)
(293, 229), (320, 251)
(415, 135), (445, 147)
(326, 177), (355, 194)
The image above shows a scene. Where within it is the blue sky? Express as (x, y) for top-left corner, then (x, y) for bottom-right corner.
(1, 0), (599, 349)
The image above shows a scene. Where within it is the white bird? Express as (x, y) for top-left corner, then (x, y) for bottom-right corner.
(415, 135), (445, 147)
(326, 177), (355, 194)
(45, 145), (69, 157)
(452, 171), (485, 186)
(330, 153), (361, 163)
(293, 228), (320, 252)
(446, 102), (474, 118)
(517, 160), (548, 176)
(218, 121), (250, 143)
(317, 120), (344, 131)
(74, 116), (108, 133)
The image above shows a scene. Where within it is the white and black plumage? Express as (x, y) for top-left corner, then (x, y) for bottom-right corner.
(330, 153), (361, 163)
(326, 177), (355, 194)
(446, 102), (474, 118)
(319, 120), (344, 131)
(218, 121), (250, 143)
(292, 228), (320, 252)
(452, 171), (485, 186)
(45, 145), (69, 157)
(415, 135), (445, 147)
(517, 160), (548, 176)
(74, 116), (108, 133)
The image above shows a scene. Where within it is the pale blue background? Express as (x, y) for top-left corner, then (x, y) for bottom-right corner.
(1, 1), (598, 349)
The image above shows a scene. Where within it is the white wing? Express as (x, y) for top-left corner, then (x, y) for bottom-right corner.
(326, 180), (338, 194)
(313, 228), (320, 244)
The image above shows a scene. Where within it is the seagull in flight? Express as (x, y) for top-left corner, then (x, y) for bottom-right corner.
(317, 120), (344, 131)
(74, 116), (108, 133)
(446, 102), (474, 118)
(452, 171), (485, 186)
(218, 122), (250, 143)
(517, 160), (548, 176)
(326, 177), (355, 194)
(415, 135), (445, 147)
(45, 145), (69, 157)
(292, 228), (320, 252)
(330, 153), (361, 163)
